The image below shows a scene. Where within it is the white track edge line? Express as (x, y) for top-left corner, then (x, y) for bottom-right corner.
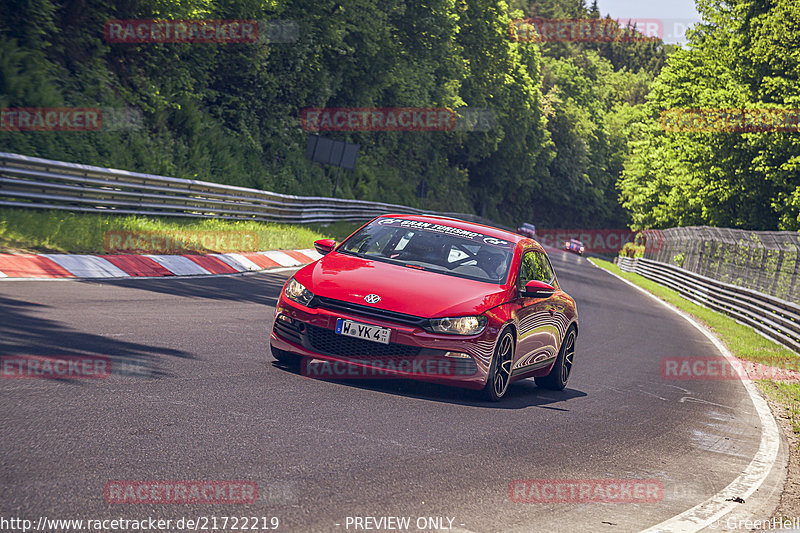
(588, 259), (781, 533)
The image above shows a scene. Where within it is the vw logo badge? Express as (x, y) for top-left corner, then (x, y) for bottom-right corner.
(364, 294), (381, 304)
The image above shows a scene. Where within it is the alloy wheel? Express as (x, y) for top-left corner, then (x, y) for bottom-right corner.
(493, 333), (514, 397)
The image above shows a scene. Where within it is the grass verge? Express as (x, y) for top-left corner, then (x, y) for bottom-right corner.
(589, 257), (800, 440)
(761, 382), (800, 436)
(306, 220), (365, 242)
(0, 207), (337, 254)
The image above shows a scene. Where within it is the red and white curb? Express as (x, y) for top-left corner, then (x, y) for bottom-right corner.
(0, 249), (322, 279)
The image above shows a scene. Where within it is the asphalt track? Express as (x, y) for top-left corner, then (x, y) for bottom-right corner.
(0, 250), (772, 532)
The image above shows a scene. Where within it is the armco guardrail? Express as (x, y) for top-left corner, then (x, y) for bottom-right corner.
(618, 256), (800, 354)
(644, 226), (800, 304)
(0, 152), (499, 226)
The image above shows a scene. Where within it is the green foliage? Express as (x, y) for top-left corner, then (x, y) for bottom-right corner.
(619, 0), (800, 231)
(0, 36), (62, 108)
(306, 220), (365, 242)
(619, 241), (644, 258)
(0, 0), (670, 229)
(503, 0), (668, 228)
(537, 51), (651, 227)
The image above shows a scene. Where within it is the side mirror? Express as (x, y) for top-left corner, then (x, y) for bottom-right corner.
(314, 239), (336, 256)
(521, 280), (555, 298)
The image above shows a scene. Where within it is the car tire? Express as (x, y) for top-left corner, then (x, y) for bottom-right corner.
(535, 326), (576, 390)
(483, 328), (515, 402)
(271, 346), (302, 367)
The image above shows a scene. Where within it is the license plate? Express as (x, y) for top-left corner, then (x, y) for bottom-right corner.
(335, 318), (391, 344)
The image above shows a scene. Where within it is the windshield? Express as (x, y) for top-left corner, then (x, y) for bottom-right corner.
(339, 218), (513, 283)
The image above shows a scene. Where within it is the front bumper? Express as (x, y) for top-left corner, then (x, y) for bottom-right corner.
(270, 295), (496, 390)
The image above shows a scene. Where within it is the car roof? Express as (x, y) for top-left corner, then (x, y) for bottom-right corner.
(378, 214), (541, 249)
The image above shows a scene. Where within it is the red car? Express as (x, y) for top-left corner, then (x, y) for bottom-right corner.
(564, 238), (585, 255)
(270, 214), (578, 401)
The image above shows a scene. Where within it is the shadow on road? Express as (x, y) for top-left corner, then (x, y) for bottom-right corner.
(271, 360), (587, 410)
(0, 295), (192, 382)
(78, 271), (289, 306)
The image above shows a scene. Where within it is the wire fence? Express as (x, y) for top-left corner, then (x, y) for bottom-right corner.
(619, 256), (800, 353)
(643, 226), (800, 304)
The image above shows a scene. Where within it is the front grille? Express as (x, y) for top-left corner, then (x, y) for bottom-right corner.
(306, 324), (421, 358)
(310, 296), (427, 327)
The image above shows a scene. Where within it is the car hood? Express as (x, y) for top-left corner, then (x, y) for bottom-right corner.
(295, 252), (511, 318)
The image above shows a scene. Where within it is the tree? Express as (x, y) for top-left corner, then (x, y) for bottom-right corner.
(619, 0), (800, 230)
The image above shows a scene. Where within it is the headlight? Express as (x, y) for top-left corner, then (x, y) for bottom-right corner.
(285, 278), (314, 306)
(427, 316), (488, 335)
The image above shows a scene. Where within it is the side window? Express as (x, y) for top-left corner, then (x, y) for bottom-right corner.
(518, 251), (554, 290)
(518, 252), (536, 290)
(536, 254), (555, 283)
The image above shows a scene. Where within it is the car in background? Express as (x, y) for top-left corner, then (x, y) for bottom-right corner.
(270, 214), (578, 401)
(517, 223), (536, 238)
(564, 238), (585, 255)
